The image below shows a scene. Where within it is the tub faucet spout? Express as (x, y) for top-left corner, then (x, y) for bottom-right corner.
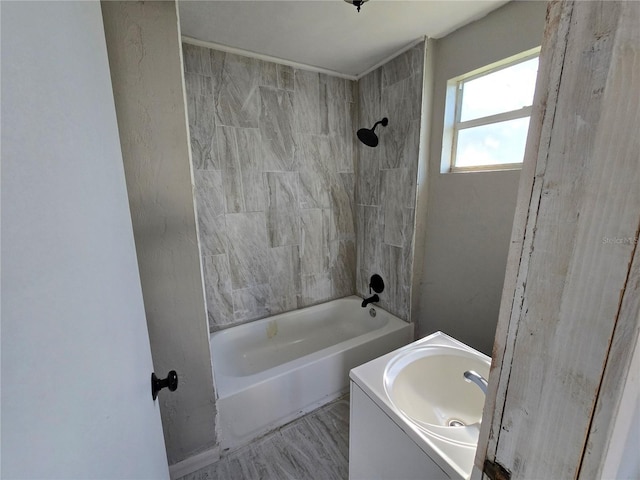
(464, 370), (488, 395)
(361, 294), (379, 308)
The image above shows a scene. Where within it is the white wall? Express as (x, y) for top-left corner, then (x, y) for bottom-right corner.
(415, 1), (548, 354)
(1, 1), (169, 477)
(101, 1), (217, 465)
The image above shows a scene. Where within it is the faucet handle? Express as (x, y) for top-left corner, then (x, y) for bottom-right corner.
(369, 274), (385, 294)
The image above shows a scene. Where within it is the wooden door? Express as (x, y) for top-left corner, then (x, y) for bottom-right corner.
(474, 1), (640, 479)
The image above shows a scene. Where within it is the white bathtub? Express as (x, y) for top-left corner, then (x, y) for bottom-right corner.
(211, 295), (413, 450)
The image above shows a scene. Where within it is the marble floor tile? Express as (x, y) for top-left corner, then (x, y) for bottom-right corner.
(178, 396), (350, 480)
(179, 396), (349, 480)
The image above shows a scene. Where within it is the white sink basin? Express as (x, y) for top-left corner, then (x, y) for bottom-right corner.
(383, 343), (490, 446)
(350, 331), (492, 479)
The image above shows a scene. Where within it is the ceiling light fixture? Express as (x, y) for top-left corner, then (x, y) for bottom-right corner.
(344, 0), (369, 13)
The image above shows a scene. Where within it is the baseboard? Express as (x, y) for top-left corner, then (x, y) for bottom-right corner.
(168, 446), (220, 480)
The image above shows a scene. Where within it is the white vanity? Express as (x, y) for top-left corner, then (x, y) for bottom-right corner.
(349, 331), (491, 480)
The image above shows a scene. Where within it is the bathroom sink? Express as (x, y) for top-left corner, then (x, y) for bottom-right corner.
(383, 344), (490, 446)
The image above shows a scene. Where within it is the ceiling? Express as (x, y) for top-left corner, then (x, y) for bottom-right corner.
(178, 0), (510, 78)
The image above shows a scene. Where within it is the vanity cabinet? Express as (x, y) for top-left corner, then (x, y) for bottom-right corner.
(349, 382), (450, 480)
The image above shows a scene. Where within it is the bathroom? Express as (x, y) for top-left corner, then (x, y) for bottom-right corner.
(3, 0), (638, 479)
(103, 2), (546, 472)
(117, 0), (640, 475)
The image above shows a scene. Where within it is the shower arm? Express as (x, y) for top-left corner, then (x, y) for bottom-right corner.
(370, 117), (389, 132)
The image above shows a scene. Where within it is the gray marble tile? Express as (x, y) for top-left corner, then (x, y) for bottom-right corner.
(323, 207), (334, 244)
(300, 208), (328, 275)
(235, 127), (262, 169)
(217, 126), (245, 213)
(382, 76), (422, 165)
(208, 48), (226, 83)
(380, 168), (415, 248)
(351, 44), (423, 320)
(358, 68), (381, 128)
(329, 180), (355, 240)
(381, 169), (409, 247)
(186, 94), (196, 126)
(381, 243), (411, 320)
(356, 205), (383, 295)
(248, 434), (309, 480)
(178, 453), (229, 480)
(318, 76), (330, 136)
(215, 81), (259, 128)
(177, 396), (350, 480)
(201, 254), (234, 329)
(236, 128), (266, 212)
(300, 272), (332, 306)
(194, 170), (227, 256)
(226, 212), (269, 290)
(232, 284), (271, 323)
(184, 72), (213, 97)
(267, 245), (299, 314)
(261, 61), (278, 88)
(187, 39), (361, 338)
(338, 101), (357, 173)
(340, 172), (356, 210)
(407, 71), (424, 121)
(327, 97), (348, 139)
(266, 172), (300, 247)
(182, 43), (211, 75)
(402, 207), (415, 250)
(215, 52), (261, 128)
(409, 43), (425, 77)
(380, 82), (411, 170)
(188, 95), (218, 170)
(329, 134), (350, 174)
(296, 134), (336, 209)
(241, 170), (266, 213)
(381, 195), (414, 250)
(381, 46), (416, 89)
(260, 87), (295, 171)
(293, 69), (322, 134)
(356, 142), (380, 206)
(275, 418), (343, 479)
(306, 398), (350, 474)
(401, 119), (421, 207)
(277, 64), (294, 91)
(330, 239), (356, 299)
(321, 74), (347, 101)
(346, 79), (357, 104)
(223, 51), (261, 81)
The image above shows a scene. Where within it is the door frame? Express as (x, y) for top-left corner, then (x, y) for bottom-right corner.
(473, 1), (640, 478)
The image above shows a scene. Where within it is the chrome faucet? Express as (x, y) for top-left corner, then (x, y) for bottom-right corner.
(464, 370), (488, 395)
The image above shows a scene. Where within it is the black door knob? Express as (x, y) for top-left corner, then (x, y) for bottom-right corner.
(151, 370), (178, 401)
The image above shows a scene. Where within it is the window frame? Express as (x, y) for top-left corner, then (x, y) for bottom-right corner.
(442, 47), (541, 173)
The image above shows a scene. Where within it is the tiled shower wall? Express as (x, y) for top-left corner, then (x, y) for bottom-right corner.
(182, 43), (358, 330)
(356, 43), (424, 321)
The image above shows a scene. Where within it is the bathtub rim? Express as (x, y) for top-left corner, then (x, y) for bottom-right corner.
(210, 296), (411, 399)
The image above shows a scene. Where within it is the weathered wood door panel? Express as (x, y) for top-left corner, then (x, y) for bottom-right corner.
(474, 1), (640, 479)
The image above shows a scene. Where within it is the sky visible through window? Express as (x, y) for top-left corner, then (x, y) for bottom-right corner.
(456, 117), (531, 168)
(455, 56), (539, 169)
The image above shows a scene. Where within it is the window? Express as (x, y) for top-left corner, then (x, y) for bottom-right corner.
(442, 48), (540, 172)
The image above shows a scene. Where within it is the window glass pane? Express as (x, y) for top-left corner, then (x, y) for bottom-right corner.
(455, 117), (530, 168)
(460, 57), (538, 122)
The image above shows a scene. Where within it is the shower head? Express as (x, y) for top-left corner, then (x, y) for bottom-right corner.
(357, 117), (388, 147)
